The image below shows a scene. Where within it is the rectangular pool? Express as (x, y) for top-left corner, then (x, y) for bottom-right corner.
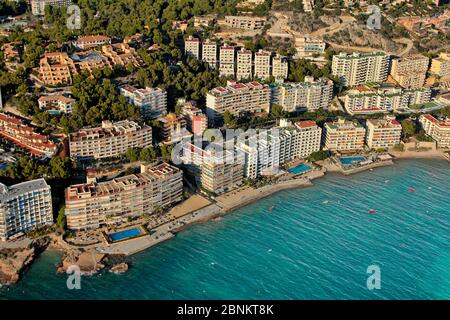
(288, 164), (312, 175)
(108, 227), (144, 242)
(338, 156), (367, 166)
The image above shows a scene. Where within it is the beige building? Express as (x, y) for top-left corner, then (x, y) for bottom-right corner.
(160, 113), (192, 144)
(75, 35), (111, 50)
(102, 43), (143, 68)
(39, 52), (76, 85)
(390, 55), (429, 89)
(219, 45), (236, 77)
(323, 118), (366, 152)
(69, 120), (152, 160)
(182, 142), (244, 194)
(65, 163), (183, 230)
(202, 40), (217, 69)
(254, 50), (271, 79)
(272, 77), (334, 112)
(236, 48), (253, 80)
(38, 94), (75, 114)
(365, 116), (402, 149)
(224, 16), (266, 30)
(419, 114), (450, 149)
(185, 36), (201, 59)
(206, 81), (271, 124)
(272, 54), (289, 79)
(332, 52), (390, 87)
(430, 52), (450, 77)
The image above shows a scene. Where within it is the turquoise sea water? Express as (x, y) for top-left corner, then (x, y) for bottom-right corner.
(1, 159), (449, 300)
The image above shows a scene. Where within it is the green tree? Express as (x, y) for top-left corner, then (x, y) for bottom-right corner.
(56, 206), (66, 229)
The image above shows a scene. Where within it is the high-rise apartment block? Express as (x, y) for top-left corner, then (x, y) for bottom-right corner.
(120, 85), (167, 119)
(0, 179), (53, 241)
(254, 50), (271, 79)
(390, 55), (429, 89)
(365, 116), (402, 149)
(323, 118), (366, 152)
(219, 45), (236, 77)
(184, 36), (201, 59)
(332, 52), (390, 87)
(236, 48), (253, 80)
(202, 40), (218, 69)
(419, 114), (450, 148)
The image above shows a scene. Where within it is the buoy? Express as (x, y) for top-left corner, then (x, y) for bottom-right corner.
(409, 188), (416, 193)
(368, 209), (376, 214)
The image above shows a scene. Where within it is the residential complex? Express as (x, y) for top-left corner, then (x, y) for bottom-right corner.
(295, 37), (326, 56)
(236, 48), (253, 80)
(120, 85), (167, 119)
(219, 45), (236, 77)
(0, 113), (58, 156)
(365, 116), (402, 149)
(102, 43), (143, 68)
(31, 0), (72, 16)
(65, 163), (183, 230)
(39, 52), (76, 85)
(71, 51), (112, 73)
(223, 16), (266, 30)
(182, 142), (244, 194)
(390, 55), (429, 89)
(323, 118), (366, 152)
(419, 114), (450, 148)
(181, 101), (208, 135)
(75, 35), (111, 50)
(272, 77), (334, 112)
(206, 81), (271, 124)
(332, 52), (390, 87)
(69, 120), (152, 160)
(343, 84), (431, 115)
(0, 179), (53, 241)
(159, 113), (192, 144)
(38, 94), (75, 114)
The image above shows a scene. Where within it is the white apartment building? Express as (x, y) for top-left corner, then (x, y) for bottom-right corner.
(419, 114), (450, 148)
(120, 85), (167, 119)
(365, 116), (402, 149)
(219, 45), (236, 77)
(65, 163), (183, 230)
(185, 36), (201, 59)
(31, 0), (71, 15)
(272, 54), (289, 79)
(69, 120), (152, 160)
(290, 120), (322, 159)
(0, 179), (53, 241)
(272, 77), (334, 112)
(206, 81), (271, 124)
(332, 52), (390, 87)
(236, 48), (253, 80)
(323, 118), (366, 152)
(295, 37), (326, 56)
(38, 94), (75, 114)
(181, 101), (208, 135)
(202, 40), (218, 69)
(344, 85), (431, 115)
(254, 50), (271, 79)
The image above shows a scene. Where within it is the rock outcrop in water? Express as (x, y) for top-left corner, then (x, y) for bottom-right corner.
(110, 262), (129, 274)
(0, 247), (35, 285)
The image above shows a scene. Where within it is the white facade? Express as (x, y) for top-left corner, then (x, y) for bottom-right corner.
(120, 85), (167, 119)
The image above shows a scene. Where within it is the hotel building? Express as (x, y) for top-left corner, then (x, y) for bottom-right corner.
(120, 85), (167, 119)
(69, 120), (152, 160)
(202, 40), (218, 69)
(39, 52), (76, 85)
(390, 55), (429, 89)
(323, 118), (366, 152)
(65, 163), (183, 230)
(236, 48), (253, 80)
(224, 16), (266, 30)
(182, 142), (244, 194)
(181, 101), (208, 135)
(365, 116), (402, 149)
(0, 179), (53, 241)
(291, 120), (323, 158)
(31, 0), (71, 15)
(185, 36), (201, 59)
(332, 52), (390, 87)
(38, 94), (75, 114)
(419, 114), (450, 148)
(254, 50), (271, 79)
(75, 35), (111, 50)
(206, 81), (271, 124)
(71, 51), (112, 73)
(272, 77), (333, 112)
(0, 113), (58, 156)
(219, 45), (236, 77)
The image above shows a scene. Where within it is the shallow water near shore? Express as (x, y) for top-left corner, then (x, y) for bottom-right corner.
(1, 159), (449, 300)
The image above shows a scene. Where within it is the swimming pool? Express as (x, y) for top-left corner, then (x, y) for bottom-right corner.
(288, 164), (312, 175)
(338, 156), (367, 166)
(108, 227), (144, 242)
